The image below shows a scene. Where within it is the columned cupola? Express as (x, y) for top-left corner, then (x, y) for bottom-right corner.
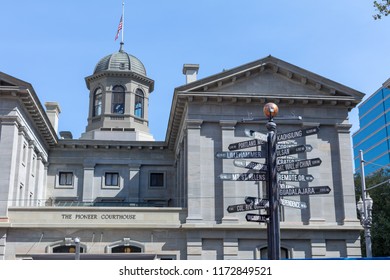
(82, 43), (155, 141)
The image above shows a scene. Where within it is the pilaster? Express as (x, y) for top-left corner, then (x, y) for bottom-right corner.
(0, 117), (19, 217)
(82, 162), (96, 203)
(128, 164), (140, 202)
(335, 124), (359, 224)
(220, 120), (239, 223)
(186, 120), (203, 223)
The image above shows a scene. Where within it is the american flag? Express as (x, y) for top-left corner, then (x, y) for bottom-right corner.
(115, 16), (123, 41)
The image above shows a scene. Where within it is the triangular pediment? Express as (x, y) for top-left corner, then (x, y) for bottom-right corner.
(166, 56), (365, 149)
(176, 56), (364, 102)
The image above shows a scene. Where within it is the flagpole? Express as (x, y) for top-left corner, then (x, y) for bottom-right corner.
(121, 1), (125, 44)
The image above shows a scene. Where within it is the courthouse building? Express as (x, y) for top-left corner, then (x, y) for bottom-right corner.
(0, 44), (364, 259)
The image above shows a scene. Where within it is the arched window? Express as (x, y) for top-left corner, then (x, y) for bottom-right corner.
(112, 245), (142, 253)
(48, 238), (87, 254)
(112, 85), (125, 114)
(105, 238), (145, 254)
(134, 88), (144, 118)
(93, 88), (102, 117)
(52, 245), (85, 254)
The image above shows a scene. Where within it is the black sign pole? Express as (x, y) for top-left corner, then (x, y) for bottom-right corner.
(266, 115), (280, 260)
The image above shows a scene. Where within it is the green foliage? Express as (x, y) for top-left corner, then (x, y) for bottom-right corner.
(373, 0), (390, 20)
(354, 168), (390, 256)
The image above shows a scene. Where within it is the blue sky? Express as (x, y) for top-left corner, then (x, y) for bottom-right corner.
(1, 1), (389, 141)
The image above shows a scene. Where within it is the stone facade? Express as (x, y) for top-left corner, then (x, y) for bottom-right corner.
(0, 54), (364, 260)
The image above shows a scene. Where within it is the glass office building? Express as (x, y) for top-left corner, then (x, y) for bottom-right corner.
(353, 80), (390, 175)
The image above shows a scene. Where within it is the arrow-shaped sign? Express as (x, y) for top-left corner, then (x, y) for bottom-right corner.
(244, 129), (268, 142)
(279, 182), (298, 189)
(216, 151), (265, 159)
(280, 198), (307, 209)
(244, 197), (269, 207)
(219, 173), (267, 181)
(246, 213), (269, 223)
(278, 173), (314, 182)
(228, 139), (266, 151)
(233, 159), (268, 171)
(276, 145), (312, 157)
(277, 126), (319, 142)
(277, 157), (299, 165)
(277, 157), (322, 172)
(279, 186), (331, 196)
(227, 203), (268, 213)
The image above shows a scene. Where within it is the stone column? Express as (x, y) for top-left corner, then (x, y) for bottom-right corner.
(336, 124), (359, 225)
(186, 119), (203, 223)
(220, 120), (239, 223)
(82, 162), (95, 203)
(0, 117), (19, 217)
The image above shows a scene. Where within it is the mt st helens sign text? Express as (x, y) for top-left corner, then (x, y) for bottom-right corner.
(219, 173), (267, 181)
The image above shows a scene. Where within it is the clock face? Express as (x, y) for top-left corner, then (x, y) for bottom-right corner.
(114, 104), (124, 114)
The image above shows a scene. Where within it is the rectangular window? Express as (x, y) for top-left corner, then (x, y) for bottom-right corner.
(150, 173), (164, 188)
(105, 172), (119, 186)
(59, 172), (73, 186)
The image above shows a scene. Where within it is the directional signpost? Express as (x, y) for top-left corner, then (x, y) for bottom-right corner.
(246, 213), (269, 223)
(228, 139), (266, 151)
(215, 103), (327, 260)
(219, 173), (267, 181)
(233, 159), (267, 171)
(278, 173), (314, 182)
(215, 151), (265, 159)
(227, 202), (268, 213)
(277, 127), (319, 142)
(244, 197), (269, 207)
(276, 144), (312, 157)
(280, 198), (307, 209)
(279, 186), (331, 196)
(277, 158), (322, 172)
(244, 129), (268, 142)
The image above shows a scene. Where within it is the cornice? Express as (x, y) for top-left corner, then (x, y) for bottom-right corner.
(52, 139), (168, 151)
(85, 70), (155, 92)
(0, 76), (58, 147)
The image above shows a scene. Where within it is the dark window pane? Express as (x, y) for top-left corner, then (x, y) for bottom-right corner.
(150, 173), (164, 187)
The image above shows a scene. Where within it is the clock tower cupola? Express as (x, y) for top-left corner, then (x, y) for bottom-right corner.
(82, 43), (155, 141)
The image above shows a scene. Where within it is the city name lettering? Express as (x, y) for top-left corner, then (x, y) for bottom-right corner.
(279, 187), (316, 196)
